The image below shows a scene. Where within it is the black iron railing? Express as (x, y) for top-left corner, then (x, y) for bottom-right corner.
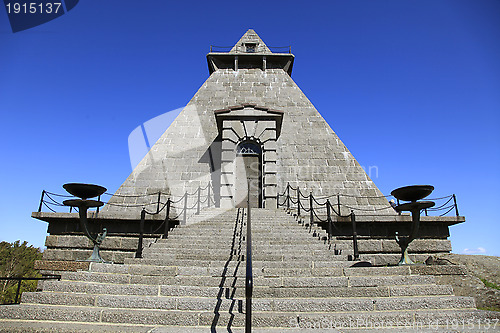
(36, 182), (216, 259)
(37, 182), (215, 216)
(209, 45), (292, 54)
(134, 183), (215, 258)
(277, 183), (460, 219)
(0, 275), (61, 305)
(277, 183), (461, 261)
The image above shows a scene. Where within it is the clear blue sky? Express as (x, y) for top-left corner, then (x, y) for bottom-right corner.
(1, 0), (499, 256)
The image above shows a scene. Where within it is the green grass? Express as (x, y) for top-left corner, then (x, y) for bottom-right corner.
(480, 278), (500, 291)
(478, 306), (500, 312)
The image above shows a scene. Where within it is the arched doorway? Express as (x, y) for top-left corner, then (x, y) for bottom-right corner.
(234, 141), (262, 208)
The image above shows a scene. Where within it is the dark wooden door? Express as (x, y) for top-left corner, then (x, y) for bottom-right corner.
(234, 155), (262, 208)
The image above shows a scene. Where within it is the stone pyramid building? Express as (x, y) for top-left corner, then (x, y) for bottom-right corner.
(32, 29), (463, 266)
(103, 29), (393, 215)
(3, 29), (499, 332)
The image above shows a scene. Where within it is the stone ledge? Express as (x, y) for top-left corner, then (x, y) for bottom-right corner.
(410, 265), (467, 276)
(42, 249), (134, 264)
(34, 260), (90, 272)
(333, 239), (452, 254)
(45, 235), (156, 251)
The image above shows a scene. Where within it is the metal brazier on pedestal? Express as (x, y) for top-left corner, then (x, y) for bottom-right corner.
(62, 183), (111, 263)
(391, 185), (435, 265)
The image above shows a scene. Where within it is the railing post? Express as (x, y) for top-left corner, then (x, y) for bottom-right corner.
(38, 190), (45, 212)
(453, 194), (459, 216)
(245, 182), (253, 332)
(14, 279), (22, 304)
(351, 210), (359, 261)
(207, 184), (211, 208)
(286, 183), (290, 211)
(183, 192), (188, 225)
(96, 195), (101, 214)
(136, 209), (146, 258)
(163, 199), (171, 239)
(276, 193), (279, 209)
(196, 186), (201, 215)
(157, 192), (161, 214)
(297, 187), (301, 218)
(309, 192), (313, 231)
(337, 194), (341, 216)
(326, 199), (332, 243)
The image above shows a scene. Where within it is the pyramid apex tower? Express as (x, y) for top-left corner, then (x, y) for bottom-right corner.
(229, 29), (272, 54)
(208, 29), (294, 75)
(103, 30), (393, 217)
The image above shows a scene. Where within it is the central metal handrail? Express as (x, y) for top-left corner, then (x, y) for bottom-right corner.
(245, 182), (253, 332)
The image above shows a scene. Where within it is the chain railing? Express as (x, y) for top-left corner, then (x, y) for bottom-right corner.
(37, 183), (215, 215)
(277, 183), (460, 219)
(277, 183), (461, 261)
(276, 183), (360, 260)
(36, 183), (216, 258)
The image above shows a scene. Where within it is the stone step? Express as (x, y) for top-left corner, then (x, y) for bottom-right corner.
(0, 320), (154, 333)
(92, 261), (358, 276)
(52, 275), (348, 288)
(146, 243), (329, 251)
(157, 284), (454, 299)
(161, 234), (320, 240)
(148, 243), (329, 251)
(167, 223), (317, 230)
(0, 320), (329, 333)
(190, 219), (301, 223)
(170, 227), (304, 233)
(21, 292), (473, 312)
(90, 264), (347, 278)
(74, 266), (350, 281)
(164, 233), (322, 241)
(142, 250), (335, 261)
(41, 280), (161, 296)
(89, 264), (415, 279)
(139, 253), (321, 262)
(43, 274), (437, 291)
(159, 238), (326, 246)
(160, 240), (320, 247)
(186, 222), (317, 227)
(170, 223), (311, 230)
(173, 284), (454, 299)
(174, 221), (318, 228)
(177, 220), (301, 225)
(1, 303), (494, 328)
(123, 257), (353, 267)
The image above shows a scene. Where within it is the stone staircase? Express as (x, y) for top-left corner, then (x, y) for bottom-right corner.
(1, 208), (499, 332)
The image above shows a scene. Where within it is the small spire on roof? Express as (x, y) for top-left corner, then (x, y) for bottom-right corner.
(229, 29), (272, 54)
